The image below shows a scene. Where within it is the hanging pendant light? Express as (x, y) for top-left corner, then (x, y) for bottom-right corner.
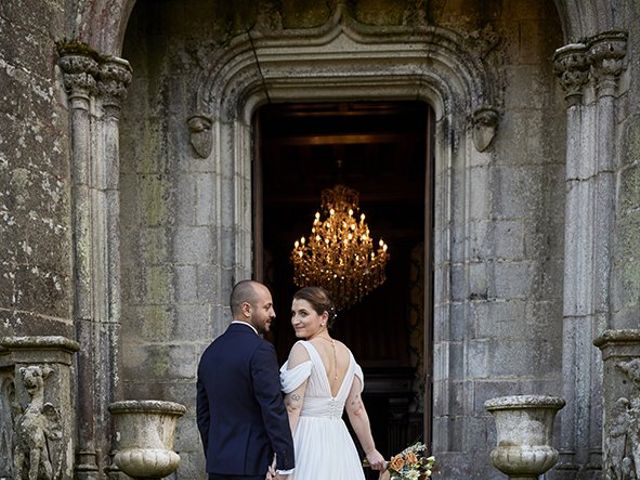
(291, 184), (389, 311)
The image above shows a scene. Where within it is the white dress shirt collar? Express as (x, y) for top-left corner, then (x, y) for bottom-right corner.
(231, 320), (259, 336)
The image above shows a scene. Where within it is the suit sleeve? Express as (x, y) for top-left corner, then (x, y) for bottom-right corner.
(196, 362), (210, 453)
(251, 341), (295, 471)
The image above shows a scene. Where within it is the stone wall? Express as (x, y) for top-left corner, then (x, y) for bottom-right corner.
(430, 1), (565, 478)
(611, 0), (640, 329)
(4, 0), (638, 479)
(0, 0), (73, 338)
(117, 0), (566, 478)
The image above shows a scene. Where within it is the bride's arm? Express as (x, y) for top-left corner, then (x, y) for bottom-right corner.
(345, 378), (386, 470)
(283, 342), (310, 433)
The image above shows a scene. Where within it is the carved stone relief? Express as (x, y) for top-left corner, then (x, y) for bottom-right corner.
(471, 106), (500, 152)
(256, 0), (283, 32)
(187, 114), (213, 159)
(603, 359), (640, 480)
(0, 376), (16, 479)
(402, 0), (427, 28)
(13, 365), (63, 480)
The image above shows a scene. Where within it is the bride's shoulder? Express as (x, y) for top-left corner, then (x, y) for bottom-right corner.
(334, 339), (353, 356)
(287, 340), (311, 367)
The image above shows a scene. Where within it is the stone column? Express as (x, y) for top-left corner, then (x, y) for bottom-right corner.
(0, 336), (80, 480)
(593, 330), (640, 480)
(553, 42), (592, 479)
(58, 44), (132, 479)
(553, 31), (628, 479)
(58, 46), (101, 479)
(586, 30), (628, 472)
(96, 56), (132, 472)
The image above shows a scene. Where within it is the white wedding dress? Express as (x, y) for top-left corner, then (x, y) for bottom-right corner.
(280, 340), (366, 480)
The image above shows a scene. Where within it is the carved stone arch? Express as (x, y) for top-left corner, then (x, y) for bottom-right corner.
(186, 7), (503, 311)
(552, 0), (626, 42)
(195, 21), (499, 122)
(70, 0), (136, 55)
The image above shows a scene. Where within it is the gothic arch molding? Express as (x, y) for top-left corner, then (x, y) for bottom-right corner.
(73, 0), (626, 58)
(193, 8), (500, 123)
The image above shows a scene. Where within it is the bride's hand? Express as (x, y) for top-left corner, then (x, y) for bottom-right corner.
(366, 449), (386, 471)
(265, 456), (277, 479)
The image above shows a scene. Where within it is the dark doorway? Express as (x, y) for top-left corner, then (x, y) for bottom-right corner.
(254, 101), (433, 466)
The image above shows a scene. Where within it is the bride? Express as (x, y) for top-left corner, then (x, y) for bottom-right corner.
(270, 286), (386, 479)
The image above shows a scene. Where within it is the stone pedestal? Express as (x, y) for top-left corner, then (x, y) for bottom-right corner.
(0, 336), (80, 480)
(594, 329), (640, 480)
(485, 395), (565, 480)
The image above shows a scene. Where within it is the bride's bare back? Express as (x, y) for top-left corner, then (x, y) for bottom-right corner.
(309, 338), (351, 397)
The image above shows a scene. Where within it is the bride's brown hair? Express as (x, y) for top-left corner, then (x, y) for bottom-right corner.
(293, 286), (337, 327)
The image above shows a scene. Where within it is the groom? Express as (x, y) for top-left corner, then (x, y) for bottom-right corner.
(197, 280), (294, 480)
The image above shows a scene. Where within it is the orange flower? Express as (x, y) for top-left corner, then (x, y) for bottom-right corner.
(389, 454), (405, 471)
(405, 451), (418, 466)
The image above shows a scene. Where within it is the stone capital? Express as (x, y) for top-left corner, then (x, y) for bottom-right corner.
(57, 47), (100, 99)
(553, 43), (590, 107)
(98, 56), (133, 109)
(588, 30), (628, 98)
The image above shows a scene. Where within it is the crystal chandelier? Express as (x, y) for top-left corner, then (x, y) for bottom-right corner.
(291, 184), (389, 311)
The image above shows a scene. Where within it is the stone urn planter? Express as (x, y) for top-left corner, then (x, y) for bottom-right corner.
(109, 400), (186, 479)
(485, 395), (565, 480)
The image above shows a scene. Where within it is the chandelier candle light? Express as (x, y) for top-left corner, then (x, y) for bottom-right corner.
(291, 184), (389, 311)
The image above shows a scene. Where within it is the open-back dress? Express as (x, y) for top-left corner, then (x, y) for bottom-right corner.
(280, 340), (366, 480)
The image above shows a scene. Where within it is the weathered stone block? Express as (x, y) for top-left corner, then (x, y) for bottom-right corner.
(174, 226), (211, 263)
(175, 265), (198, 302)
(493, 260), (535, 299)
(175, 304), (211, 341)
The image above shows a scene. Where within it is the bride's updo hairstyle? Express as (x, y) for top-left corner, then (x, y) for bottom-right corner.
(293, 286), (338, 328)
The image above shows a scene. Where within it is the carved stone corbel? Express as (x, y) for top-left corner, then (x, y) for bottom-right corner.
(553, 43), (590, 107)
(187, 114), (213, 159)
(471, 106), (499, 152)
(588, 31), (628, 98)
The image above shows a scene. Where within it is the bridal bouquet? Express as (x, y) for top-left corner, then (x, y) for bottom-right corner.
(365, 442), (436, 480)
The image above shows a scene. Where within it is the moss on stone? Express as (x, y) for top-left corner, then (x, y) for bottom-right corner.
(141, 174), (169, 227)
(354, 0), (406, 26)
(145, 266), (173, 305)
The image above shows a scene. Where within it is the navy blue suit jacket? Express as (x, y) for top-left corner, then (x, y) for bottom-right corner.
(196, 323), (294, 476)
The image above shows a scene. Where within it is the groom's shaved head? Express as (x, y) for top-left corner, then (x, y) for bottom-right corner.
(230, 280), (261, 317)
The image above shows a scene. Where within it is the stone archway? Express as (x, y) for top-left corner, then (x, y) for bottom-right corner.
(186, 1), (502, 317)
(174, 4), (504, 475)
(115, 2), (511, 475)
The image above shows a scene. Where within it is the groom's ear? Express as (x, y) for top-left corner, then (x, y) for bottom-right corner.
(241, 301), (252, 318)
